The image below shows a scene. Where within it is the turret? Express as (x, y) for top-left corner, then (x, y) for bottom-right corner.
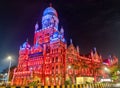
(90, 50), (94, 59)
(20, 39), (31, 50)
(19, 39), (30, 55)
(93, 47), (97, 53)
(60, 26), (64, 34)
(60, 26), (65, 42)
(70, 38), (73, 44)
(76, 45), (80, 53)
(35, 22), (39, 32)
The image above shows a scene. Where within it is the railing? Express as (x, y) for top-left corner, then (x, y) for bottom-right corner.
(0, 83), (113, 88)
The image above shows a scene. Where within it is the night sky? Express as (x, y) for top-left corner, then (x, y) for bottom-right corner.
(0, 0), (120, 72)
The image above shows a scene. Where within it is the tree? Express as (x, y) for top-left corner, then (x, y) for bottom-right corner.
(109, 65), (119, 81)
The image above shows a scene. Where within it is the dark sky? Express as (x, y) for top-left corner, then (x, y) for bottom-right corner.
(0, 0), (120, 72)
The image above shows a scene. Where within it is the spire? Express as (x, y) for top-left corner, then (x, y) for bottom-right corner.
(93, 47), (97, 53)
(108, 55), (112, 59)
(26, 38), (28, 42)
(76, 45), (79, 53)
(70, 38), (73, 44)
(90, 49), (94, 58)
(20, 45), (22, 49)
(60, 26), (64, 33)
(35, 22), (39, 31)
(49, 3), (52, 7)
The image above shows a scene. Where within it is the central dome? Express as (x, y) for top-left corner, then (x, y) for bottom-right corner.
(42, 5), (59, 30)
(43, 7), (58, 17)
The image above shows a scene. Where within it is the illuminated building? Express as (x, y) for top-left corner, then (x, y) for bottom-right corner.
(11, 5), (118, 85)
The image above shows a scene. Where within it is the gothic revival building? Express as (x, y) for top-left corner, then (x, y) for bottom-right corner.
(12, 5), (117, 86)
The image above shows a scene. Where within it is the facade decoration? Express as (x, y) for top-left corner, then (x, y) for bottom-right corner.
(12, 5), (118, 86)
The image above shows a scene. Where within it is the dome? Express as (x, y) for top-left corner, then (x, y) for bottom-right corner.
(42, 5), (59, 30)
(53, 31), (59, 38)
(43, 7), (58, 17)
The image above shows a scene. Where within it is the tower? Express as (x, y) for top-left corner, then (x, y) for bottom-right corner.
(12, 5), (66, 86)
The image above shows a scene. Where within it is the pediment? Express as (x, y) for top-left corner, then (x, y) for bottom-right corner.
(67, 44), (77, 54)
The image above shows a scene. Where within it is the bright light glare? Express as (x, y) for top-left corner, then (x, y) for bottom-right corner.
(100, 78), (111, 82)
(68, 65), (71, 69)
(104, 67), (110, 72)
(8, 56), (12, 60)
(113, 83), (120, 87)
(104, 67), (108, 71)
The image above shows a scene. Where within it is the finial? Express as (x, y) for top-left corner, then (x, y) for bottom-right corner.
(76, 45), (79, 53)
(20, 45), (22, 49)
(35, 22), (39, 30)
(70, 38), (73, 44)
(109, 55), (112, 59)
(49, 3), (52, 7)
(93, 47), (96, 52)
(60, 26), (64, 33)
(26, 38), (28, 42)
(91, 49), (94, 56)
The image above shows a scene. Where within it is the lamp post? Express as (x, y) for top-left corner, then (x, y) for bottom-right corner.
(7, 56), (12, 84)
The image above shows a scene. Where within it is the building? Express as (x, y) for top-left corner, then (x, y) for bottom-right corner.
(11, 5), (114, 86)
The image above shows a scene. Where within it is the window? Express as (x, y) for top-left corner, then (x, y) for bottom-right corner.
(52, 58), (54, 63)
(57, 48), (58, 53)
(56, 65), (58, 69)
(52, 67), (54, 74)
(56, 57), (58, 62)
(46, 45), (50, 53)
(52, 67), (54, 70)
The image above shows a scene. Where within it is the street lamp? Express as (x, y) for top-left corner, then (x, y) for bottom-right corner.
(7, 56), (12, 84)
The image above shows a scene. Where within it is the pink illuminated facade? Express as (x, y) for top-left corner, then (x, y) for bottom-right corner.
(12, 5), (118, 86)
